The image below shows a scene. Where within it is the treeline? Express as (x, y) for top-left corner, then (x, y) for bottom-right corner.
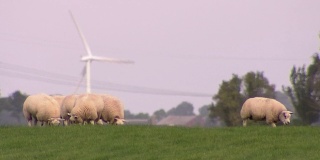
(1, 53), (320, 126)
(209, 53), (320, 126)
(0, 91), (207, 125)
(0, 91), (27, 125)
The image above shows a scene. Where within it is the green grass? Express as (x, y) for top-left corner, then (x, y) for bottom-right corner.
(0, 125), (320, 160)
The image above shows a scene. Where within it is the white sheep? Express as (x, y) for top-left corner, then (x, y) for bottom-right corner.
(68, 93), (104, 125)
(23, 93), (63, 126)
(240, 97), (293, 127)
(60, 94), (79, 126)
(100, 94), (125, 125)
(51, 95), (65, 107)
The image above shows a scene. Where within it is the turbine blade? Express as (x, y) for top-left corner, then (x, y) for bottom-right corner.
(69, 10), (92, 56)
(91, 56), (134, 64)
(73, 65), (86, 94)
(86, 60), (91, 93)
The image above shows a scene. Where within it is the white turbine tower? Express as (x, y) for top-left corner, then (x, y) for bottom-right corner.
(69, 11), (134, 93)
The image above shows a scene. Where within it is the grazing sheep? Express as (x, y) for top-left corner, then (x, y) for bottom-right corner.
(240, 97), (293, 127)
(51, 95), (65, 107)
(23, 93), (63, 126)
(61, 94), (79, 126)
(68, 94), (104, 125)
(100, 94), (125, 125)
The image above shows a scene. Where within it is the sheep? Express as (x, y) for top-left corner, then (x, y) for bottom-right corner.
(240, 97), (293, 127)
(23, 93), (63, 126)
(100, 94), (125, 125)
(60, 94), (79, 126)
(68, 93), (104, 125)
(51, 95), (65, 107)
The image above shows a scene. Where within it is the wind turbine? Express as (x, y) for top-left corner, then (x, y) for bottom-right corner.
(69, 11), (134, 93)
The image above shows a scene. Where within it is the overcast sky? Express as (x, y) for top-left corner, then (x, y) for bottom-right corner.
(1, 1), (319, 114)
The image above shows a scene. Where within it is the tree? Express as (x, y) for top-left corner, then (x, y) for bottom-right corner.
(0, 91), (28, 124)
(124, 110), (150, 119)
(199, 104), (219, 127)
(283, 54), (320, 124)
(134, 113), (149, 119)
(8, 91), (27, 109)
(124, 110), (135, 119)
(209, 72), (276, 126)
(167, 101), (195, 116)
(198, 105), (210, 117)
(8, 91), (27, 122)
(243, 71), (275, 98)
(211, 74), (244, 126)
(0, 96), (12, 113)
(152, 109), (167, 121)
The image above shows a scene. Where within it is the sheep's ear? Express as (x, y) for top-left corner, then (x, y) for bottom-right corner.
(67, 113), (71, 116)
(289, 111), (293, 114)
(122, 119), (126, 122)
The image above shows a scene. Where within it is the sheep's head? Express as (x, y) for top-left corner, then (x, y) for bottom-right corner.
(279, 111), (293, 125)
(68, 113), (83, 124)
(48, 118), (63, 126)
(113, 116), (125, 125)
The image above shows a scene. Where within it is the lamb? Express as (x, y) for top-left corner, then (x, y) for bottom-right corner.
(240, 97), (293, 127)
(68, 93), (104, 125)
(100, 94), (125, 125)
(60, 94), (79, 126)
(23, 93), (63, 126)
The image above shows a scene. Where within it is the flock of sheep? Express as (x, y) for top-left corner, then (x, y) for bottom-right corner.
(22, 93), (293, 127)
(22, 93), (125, 126)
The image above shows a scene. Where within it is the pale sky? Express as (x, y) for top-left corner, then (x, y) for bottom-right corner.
(0, 1), (319, 114)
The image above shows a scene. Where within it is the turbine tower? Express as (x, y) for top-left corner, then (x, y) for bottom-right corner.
(69, 11), (134, 93)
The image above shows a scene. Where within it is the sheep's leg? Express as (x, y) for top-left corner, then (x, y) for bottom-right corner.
(242, 119), (247, 127)
(89, 120), (95, 125)
(63, 119), (69, 126)
(96, 119), (104, 125)
(267, 120), (277, 127)
(33, 118), (38, 126)
(25, 113), (33, 127)
(27, 120), (32, 127)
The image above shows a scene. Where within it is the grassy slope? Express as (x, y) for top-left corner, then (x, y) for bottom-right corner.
(0, 125), (319, 160)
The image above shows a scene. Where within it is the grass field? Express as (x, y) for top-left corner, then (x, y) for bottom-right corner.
(0, 125), (319, 160)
